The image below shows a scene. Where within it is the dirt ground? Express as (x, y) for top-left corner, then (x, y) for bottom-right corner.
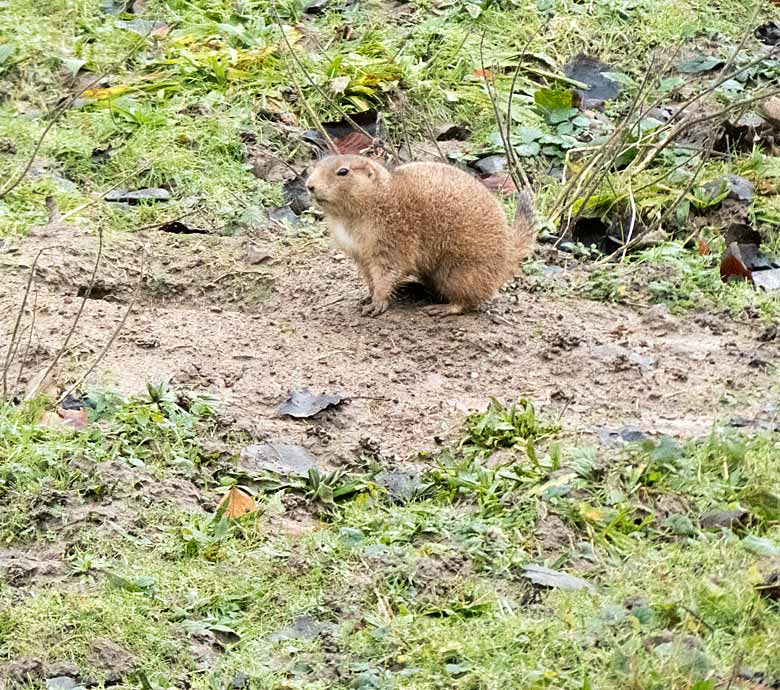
(2, 223), (778, 464)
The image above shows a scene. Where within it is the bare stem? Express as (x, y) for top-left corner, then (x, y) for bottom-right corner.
(58, 250), (146, 404)
(0, 27), (156, 200)
(24, 229), (104, 401)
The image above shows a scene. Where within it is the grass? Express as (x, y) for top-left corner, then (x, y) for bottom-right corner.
(2, 391), (780, 689)
(2, 0), (780, 686)
(2, 0), (778, 317)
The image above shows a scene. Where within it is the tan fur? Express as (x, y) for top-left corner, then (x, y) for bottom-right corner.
(305, 154), (536, 317)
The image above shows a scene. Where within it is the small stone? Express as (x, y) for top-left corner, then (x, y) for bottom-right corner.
(46, 677), (79, 690)
(5, 657), (45, 684)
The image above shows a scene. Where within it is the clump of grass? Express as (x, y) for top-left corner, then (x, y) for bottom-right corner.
(581, 240), (780, 322)
(463, 397), (559, 451)
(3, 388), (780, 689)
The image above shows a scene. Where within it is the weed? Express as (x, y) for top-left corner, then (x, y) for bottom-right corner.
(463, 397), (559, 451)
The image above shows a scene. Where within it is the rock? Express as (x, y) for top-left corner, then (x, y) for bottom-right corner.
(472, 155), (507, 175)
(758, 96), (780, 131)
(238, 444), (323, 478)
(434, 123), (470, 141)
(45, 662), (80, 680)
(86, 638), (135, 682)
(699, 509), (751, 530)
(269, 615), (336, 642)
(105, 188), (170, 204)
(4, 657), (45, 685)
(701, 175), (754, 203)
(46, 677), (79, 690)
(374, 471), (421, 502)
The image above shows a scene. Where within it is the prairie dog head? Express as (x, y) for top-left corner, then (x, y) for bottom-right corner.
(306, 155), (390, 217)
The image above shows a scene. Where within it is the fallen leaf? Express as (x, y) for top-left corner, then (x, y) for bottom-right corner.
(330, 75), (350, 94)
(277, 389), (344, 418)
(115, 18), (168, 36)
(159, 220), (209, 234)
(523, 564), (595, 592)
(301, 110), (385, 156)
(334, 131), (373, 155)
(720, 245), (753, 283)
(58, 408), (89, 429)
(151, 24), (170, 38)
(677, 54), (725, 74)
(82, 85), (132, 100)
(218, 486), (257, 519)
(697, 239), (709, 256)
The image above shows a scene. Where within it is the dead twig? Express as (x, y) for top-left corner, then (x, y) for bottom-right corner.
(0, 26), (156, 200)
(24, 230), (104, 402)
(2, 246), (58, 403)
(13, 287), (38, 395)
(270, 2), (398, 160)
(58, 250), (146, 404)
(621, 180), (637, 263)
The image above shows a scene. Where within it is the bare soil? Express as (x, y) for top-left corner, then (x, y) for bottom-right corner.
(2, 224), (778, 465)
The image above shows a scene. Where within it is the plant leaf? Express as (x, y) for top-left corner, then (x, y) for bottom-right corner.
(218, 486), (257, 519)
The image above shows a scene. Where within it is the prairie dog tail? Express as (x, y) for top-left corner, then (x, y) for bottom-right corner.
(512, 188), (537, 264)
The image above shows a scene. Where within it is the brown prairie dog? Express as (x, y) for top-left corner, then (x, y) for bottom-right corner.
(305, 155), (536, 317)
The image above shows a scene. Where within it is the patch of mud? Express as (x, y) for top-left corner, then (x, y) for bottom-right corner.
(2, 228), (779, 469)
(0, 548), (66, 587)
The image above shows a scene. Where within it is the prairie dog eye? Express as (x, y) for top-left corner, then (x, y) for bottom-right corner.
(336, 167), (349, 176)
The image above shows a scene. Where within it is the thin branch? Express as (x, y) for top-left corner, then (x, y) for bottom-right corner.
(270, 1), (398, 159)
(2, 246), (58, 403)
(621, 180), (637, 263)
(480, 31), (523, 192)
(58, 250), (146, 404)
(13, 287), (38, 395)
(0, 27), (156, 200)
(24, 230), (104, 402)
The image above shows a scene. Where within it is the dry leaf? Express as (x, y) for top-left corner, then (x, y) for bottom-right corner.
(697, 239), (710, 256)
(83, 85), (132, 100)
(39, 407), (89, 431)
(334, 131), (373, 155)
(218, 486), (257, 518)
(151, 24), (170, 38)
(58, 408), (89, 429)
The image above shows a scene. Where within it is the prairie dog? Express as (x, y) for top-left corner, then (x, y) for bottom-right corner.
(305, 155), (536, 317)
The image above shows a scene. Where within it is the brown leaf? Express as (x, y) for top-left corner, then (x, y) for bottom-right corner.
(697, 239), (709, 256)
(39, 407), (89, 431)
(333, 131), (373, 155)
(480, 174), (517, 196)
(218, 486), (257, 519)
(58, 408), (89, 429)
(472, 68), (493, 80)
(720, 253), (752, 283)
